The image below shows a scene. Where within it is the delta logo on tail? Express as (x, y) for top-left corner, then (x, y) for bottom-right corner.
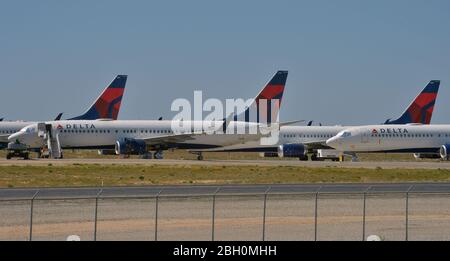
(68, 75), (128, 120)
(254, 70), (287, 106)
(236, 71), (288, 123)
(385, 80), (440, 125)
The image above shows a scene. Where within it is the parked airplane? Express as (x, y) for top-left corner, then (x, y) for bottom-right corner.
(7, 71), (290, 160)
(0, 75), (127, 150)
(191, 80), (441, 161)
(326, 124), (450, 160)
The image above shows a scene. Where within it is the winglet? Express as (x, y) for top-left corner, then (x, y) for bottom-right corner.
(54, 113), (63, 121)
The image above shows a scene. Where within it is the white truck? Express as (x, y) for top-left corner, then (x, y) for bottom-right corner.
(315, 149), (343, 161)
(6, 142), (30, 160)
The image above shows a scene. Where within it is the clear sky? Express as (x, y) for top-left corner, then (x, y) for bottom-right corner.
(1, 0), (449, 125)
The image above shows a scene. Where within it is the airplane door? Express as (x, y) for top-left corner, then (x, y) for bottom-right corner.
(361, 131), (369, 143)
(37, 123), (47, 138)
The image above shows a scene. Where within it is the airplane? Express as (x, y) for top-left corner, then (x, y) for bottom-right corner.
(7, 71), (290, 160)
(0, 75), (127, 150)
(326, 124), (450, 160)
(190, 80), (441, 161)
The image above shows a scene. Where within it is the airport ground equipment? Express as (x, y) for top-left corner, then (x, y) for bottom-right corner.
(316, 149), (343, 161)
(6, 142), (29, 160)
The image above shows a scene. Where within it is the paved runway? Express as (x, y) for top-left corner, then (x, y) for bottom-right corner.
(2, 158), (450, 169)
(0, 183), (449, 200)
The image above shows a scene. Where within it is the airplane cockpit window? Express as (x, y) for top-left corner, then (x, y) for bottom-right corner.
(338, 131), (352, 138)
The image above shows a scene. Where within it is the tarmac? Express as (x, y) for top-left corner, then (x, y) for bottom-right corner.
(2, 158), (450, 169)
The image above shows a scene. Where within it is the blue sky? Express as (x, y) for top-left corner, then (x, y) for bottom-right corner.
(1, 0), (449, 125)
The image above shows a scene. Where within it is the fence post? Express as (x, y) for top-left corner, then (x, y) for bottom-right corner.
(314, 186), (322, 242)
(362, 186), (371, 241)
(29, 190), (40, 241)
(262, 187), (271, 241)
(405, 185), (414, 241)
(93, 189), (103, 241)
(211, 187), (221, 241)
(155, 189), (163, 241)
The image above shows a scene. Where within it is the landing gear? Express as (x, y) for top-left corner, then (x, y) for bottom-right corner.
(190, 152), (204, 160)
(346, 152), (359, 162)
(154, 150), (164, 159)
(140, 153), (152, 159)
(299, 155), (309, 161)
(311, 154), (318, 161)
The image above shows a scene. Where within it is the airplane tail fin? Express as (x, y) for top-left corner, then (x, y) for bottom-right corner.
(235, 71), (288, 124)
(68, 75), (127, 120)
(385, 80), (440, 125)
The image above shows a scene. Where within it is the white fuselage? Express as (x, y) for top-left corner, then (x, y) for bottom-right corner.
(227, 125), (348, 151)
(326, 124), (450, 153)
(0, 121), (35, 136)
(9, 120), (270, 150)
(278, 125), (347, 145)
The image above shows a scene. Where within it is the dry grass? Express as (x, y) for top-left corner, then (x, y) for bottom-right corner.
(0, 163), (449, 188)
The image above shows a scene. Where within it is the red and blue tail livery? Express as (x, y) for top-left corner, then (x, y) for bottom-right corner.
(69, 75), (127, 120)
(237, 70), (288, 123)
(385, 80), (440, 125)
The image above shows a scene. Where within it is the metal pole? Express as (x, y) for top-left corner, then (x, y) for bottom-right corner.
(94, 189), (103, 241)
(362, 186), (371, 241)
(314, 186), (321, 242)
(155, 189), (163, 241)
(405, 185), (414, 241)
(211, 187), (220, 241)
(262, 187), (271, 241)
(29, 190), (39, 241)
(362, 192), (367, 241)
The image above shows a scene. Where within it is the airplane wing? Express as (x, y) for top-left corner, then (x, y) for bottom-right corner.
(302, 140), (333, 150)
(189, 138), (275, 153)
(189, 145), (277, 153)
(141, 133), (207, 146)
(190, 139), (333, 153)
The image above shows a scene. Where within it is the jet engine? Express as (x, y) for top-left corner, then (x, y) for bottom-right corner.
(278, 144), (306, 158)
(115, 138), (147, 155)
(440, 144), (450, 160)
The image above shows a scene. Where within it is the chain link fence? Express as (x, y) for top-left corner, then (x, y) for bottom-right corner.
(0, 185), (449, 241)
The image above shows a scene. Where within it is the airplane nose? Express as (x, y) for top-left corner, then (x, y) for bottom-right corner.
(326, 136), (340, 149)
(8, 132), (21, 143)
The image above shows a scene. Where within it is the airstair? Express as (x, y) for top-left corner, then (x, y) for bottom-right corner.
(37, 123), (63, 159)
